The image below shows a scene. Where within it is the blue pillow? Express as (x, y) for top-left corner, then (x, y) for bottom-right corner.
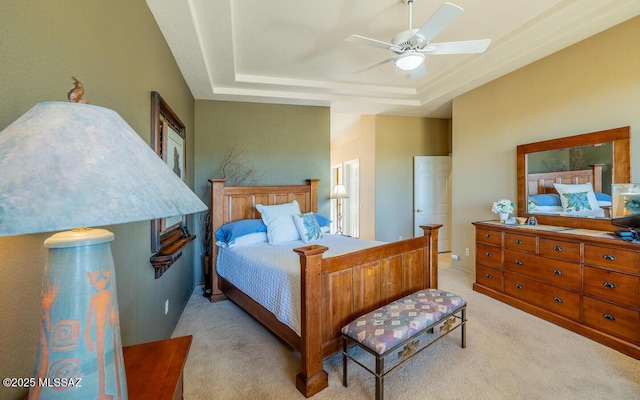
(595, 192), (612, 202)
(313, 213), (331, 227)
(528, 194), (561, 207)
(214, 219), (267, 243)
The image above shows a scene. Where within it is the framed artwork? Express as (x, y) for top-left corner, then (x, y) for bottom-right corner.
(150, 91), (189, 253)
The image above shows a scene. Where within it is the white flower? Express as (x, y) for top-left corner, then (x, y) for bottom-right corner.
(492, 199), (514, 214)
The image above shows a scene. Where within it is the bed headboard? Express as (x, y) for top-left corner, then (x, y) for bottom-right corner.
(207, 178), (320, 301)
(527, 164), (603, 196)
(209, 178), (319, 231)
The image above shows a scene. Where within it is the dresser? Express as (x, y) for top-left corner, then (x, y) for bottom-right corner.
(473, 221), (640, 359)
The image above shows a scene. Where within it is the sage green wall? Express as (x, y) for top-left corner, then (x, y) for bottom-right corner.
(374, 115), (451, 242)
(0, 2), (196, 399)
(451, 16), (640, 273)
(193, 100), (331, 283)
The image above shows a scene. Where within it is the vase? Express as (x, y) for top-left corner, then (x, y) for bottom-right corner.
(499, 212), (509, 223)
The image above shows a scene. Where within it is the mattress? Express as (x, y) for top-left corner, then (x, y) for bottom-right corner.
(216, 234), (383, 336)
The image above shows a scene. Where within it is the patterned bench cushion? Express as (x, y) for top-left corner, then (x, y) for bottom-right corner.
(341, 289), (466, 356)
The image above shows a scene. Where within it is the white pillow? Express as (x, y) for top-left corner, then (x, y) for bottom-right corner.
(292, 213), (323, 243)
(256, 200), (302, 245)
(554, 183), (600, 214)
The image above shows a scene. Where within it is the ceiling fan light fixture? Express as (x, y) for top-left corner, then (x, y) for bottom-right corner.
(395, 52), (425, 71)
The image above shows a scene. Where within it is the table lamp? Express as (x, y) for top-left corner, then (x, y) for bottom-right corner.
(0, 101), (207, 399)
(330, 184), (349, 235)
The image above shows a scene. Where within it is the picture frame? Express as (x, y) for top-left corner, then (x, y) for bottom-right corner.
(150, 91), (188, 253)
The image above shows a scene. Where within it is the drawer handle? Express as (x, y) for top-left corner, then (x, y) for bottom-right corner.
(553, 246), (563, 252)
(515, 259), (523, 265)
(603, 314), (616, 321)
(553, 269), (563, 276)
(603, 281), (616, 289)
(485, 273), (493, 279)
(515, 239), (523, 244)
(485, 233), (492, 238)
(602, 254), (616, 261)
(515, 283), (523, 290)
(485, 252), (492, 257)
(553, 296), (563, 303)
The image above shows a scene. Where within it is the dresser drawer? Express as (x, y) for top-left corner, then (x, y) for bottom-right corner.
(583, 245), (640, 274)
(583, 267), (640, 309)
(583, 296), (640, 343)
(539, 238), (581, 262)
(476, 227), (502, 246)
(504, 273), (581, 321)
(503, 249), (581, 292)
(476, 264), (503, 292)
(476, 242), (502, 269)
(504, 232), (537, 253)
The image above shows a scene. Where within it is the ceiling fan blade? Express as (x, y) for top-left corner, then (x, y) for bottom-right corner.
(420, 39), (491, 55)
(413, 2), (464, 44)
(352, 56), (396, 74)
(345, 34), (396, 50)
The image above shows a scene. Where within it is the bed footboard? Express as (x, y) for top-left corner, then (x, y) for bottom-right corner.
(293, 224), (441, 397)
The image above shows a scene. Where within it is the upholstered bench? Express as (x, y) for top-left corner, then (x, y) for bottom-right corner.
(341, 288), (467, 400)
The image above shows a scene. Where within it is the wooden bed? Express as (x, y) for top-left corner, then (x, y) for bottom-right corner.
(208, 178), (441, 397)
(527, 163), (604, 195)
(527, 164), (610, 217)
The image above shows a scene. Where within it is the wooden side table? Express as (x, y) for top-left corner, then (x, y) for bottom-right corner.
(122, 335), (192, 400)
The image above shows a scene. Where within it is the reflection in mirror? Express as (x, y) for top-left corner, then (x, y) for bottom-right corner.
(517, 126), (630, 231)
(526, 142), (613, 219)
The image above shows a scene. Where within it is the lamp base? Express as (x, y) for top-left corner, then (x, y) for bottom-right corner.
(29, 228), (127, 400)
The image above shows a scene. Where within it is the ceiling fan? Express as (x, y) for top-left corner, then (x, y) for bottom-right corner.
(345, 0), (491, 77)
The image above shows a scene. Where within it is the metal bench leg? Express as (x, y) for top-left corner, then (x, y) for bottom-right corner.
(461, 307), (467, 348)
(375, 356), (384, 400)
(342, 338), (348, 387)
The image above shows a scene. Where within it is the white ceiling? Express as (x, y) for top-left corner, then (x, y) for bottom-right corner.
(146, 0), (640, 133)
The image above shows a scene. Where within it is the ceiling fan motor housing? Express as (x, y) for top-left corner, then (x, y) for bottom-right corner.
(391, 29), (423, 52)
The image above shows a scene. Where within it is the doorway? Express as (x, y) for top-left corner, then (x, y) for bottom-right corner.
(414, 156), (451, 252)
(331, 159), (360, 237)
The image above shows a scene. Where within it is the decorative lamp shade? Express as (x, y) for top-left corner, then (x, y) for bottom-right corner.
(0, 101), (207, 236)
(0, 101), (206, 400)
(330, 184), (349, 199)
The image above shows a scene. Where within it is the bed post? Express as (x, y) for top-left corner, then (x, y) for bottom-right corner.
(420, 224), (442, 289)
(590, 164), (604, 192)
(307, 178), (320, 213)
(293, 244), (329, 397)
(208, 179), (227, 302)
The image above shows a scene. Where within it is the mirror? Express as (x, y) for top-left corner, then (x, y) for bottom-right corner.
(517, 126), (630, 231)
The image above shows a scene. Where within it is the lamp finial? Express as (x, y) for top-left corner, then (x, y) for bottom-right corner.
(68, 76), (88, 103)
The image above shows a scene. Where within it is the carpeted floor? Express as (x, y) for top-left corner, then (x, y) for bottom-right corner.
(172, 254), (640, 399)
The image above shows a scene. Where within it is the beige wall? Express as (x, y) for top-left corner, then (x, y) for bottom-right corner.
(0, 2), (196, 399)
(451, 16), (640, 273)
(331, 115), (377, 239)
(331, 114), (450, 242)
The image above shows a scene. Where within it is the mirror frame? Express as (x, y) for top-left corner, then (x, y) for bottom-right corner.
(517, 126), (630, 231)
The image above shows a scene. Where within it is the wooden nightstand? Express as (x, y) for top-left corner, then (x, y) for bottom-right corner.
(122, 335), (192, 400)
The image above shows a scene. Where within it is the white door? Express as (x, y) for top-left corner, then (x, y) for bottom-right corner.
(414, 156), (451, 252)
(344, 159), (360, 238)
(330, 164), (342, 234)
